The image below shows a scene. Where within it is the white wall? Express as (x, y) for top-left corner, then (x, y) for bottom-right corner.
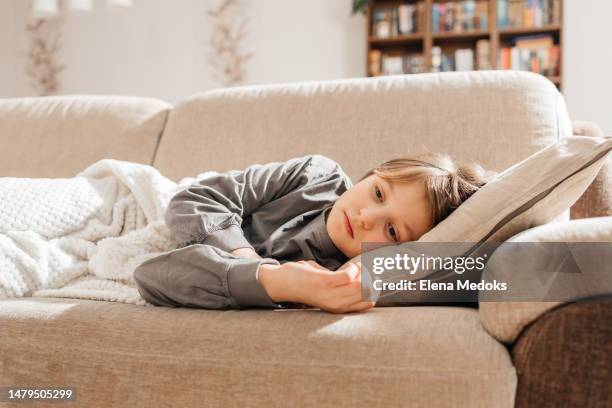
(563, 0), (612, 134)
(0, 0), (610, 135)
(0, 0), (17, 97)
(247, 0), (366, 85)
(0, 0), (366, 104)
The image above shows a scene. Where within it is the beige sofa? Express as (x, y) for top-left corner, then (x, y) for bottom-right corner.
(0, 71), (609, 407)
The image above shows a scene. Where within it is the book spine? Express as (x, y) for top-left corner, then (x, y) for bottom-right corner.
(455, 1), (463, 32)
(431, 46), (442, 72)
(432, 3), (440, 33)
(476, 39), (491, 69)
(368, 50), (382, 76)
(398, 5), (408, 35)
(498, 0), (508, 29)
(407, 5), (415, 33)
(416, 2), (425, 32)
(480, 1), (488, 30)
(391, 7), (399, 36)
(511, 47), (520, 70)
(468, 0), (476, 31)
(524, 0), (532, 28)
(552, 0), (560, 25)
(444, 2), (453, 32)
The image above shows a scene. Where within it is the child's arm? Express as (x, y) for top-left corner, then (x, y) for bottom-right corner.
(134, 245), (374, 312)
(135, 155), (351, 310)
(134, 244), (282, 309)
(164, 154), (342, 253)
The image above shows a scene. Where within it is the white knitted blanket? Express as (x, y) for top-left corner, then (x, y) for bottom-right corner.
(0, 159), (208, 306)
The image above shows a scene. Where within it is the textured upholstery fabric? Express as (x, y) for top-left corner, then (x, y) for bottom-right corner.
(572, 120), (605, 138)
(0, 298), (516, 408)
(154, 71), (571, 183)
(570, 122), (612, 220)
(479, 216), (612, 344)
(512, 299), (612, 408)
(0, 95), (172, 178)
(467, 136), (611, 243)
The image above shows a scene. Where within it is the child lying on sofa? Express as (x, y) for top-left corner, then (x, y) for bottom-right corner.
(133, 153), (494, 313)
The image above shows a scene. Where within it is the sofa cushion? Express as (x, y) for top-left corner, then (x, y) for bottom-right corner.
(479, 215), (612, 344)
(419, 135), (612, 244)
(0, 298), (516, 408)
(154, 71), (571, 183)
(0, 95), (172, 178)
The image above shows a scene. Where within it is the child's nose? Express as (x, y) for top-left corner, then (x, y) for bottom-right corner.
(357, 208), (376, 230)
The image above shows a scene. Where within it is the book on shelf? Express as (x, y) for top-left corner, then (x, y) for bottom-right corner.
(476, 39), (491, 69)
(441, 53), (454, 72)
(372, 3), (423, 38)
(369, 51), (425, 76)
(430, 42), (492, 72)
(432, 0), (488, 33)
(432, 46), (455, 72)
(498, 34), (559, 77)
(455, 48), (474, 71)
(498, 0), (561, 29)
(431, 46), (442, 72)
(368, 49), (382, 76)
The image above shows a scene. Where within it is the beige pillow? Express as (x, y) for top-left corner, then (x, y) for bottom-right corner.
(479, 215), (612, 344)
(340, 136), (612, 299)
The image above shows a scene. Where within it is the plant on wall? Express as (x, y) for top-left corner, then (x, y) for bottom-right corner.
(25, 17), (65, 96)
(207, 0), (253, 87)
(352, 0), (373, 15)
(25, 0), (133, 96)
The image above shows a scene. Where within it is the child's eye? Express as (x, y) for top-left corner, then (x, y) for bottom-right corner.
(375, 186), (383, 202)
(387, 224), (399, 242)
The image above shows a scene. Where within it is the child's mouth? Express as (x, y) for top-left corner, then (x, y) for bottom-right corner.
(343, 211), (354, 239)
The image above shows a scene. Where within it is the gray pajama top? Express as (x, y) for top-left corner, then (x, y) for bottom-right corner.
(133, 154), (352, 310)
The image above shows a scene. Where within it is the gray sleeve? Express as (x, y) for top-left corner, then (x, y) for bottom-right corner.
(133, 244), (284, 309)
(164, 154), (338, 252)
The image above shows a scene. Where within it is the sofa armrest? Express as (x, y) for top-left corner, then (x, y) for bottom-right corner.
(479, 216), (612, 344)
(511, 298), (612, 408)
(571, 120), (612, 219)
(572, 120), (605, 138)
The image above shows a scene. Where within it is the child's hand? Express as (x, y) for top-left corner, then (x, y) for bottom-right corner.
(230, 247), (262, 260)
(286, 261), (375, 314)
(298, 260), (360, 280)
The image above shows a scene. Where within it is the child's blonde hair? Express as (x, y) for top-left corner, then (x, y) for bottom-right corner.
(360, 152), (497, 227)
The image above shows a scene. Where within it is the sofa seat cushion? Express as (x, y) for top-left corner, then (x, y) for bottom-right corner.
(0, 298), (516, 407)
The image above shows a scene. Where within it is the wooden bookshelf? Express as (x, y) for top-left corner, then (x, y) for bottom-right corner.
(366, 0), (563, 90)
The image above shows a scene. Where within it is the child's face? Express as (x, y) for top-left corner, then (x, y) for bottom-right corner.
(326, 174), (434, 258)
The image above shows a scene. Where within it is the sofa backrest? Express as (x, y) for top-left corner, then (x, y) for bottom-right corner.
(153, 71), (572, 183)
(0, 95), (171, 178)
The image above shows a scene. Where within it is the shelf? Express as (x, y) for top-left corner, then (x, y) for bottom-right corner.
(366, 1), (563, 90)
(369, 34), (423, 46)
(432, 30), (490, 40)
(498, 25), (561, 36)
